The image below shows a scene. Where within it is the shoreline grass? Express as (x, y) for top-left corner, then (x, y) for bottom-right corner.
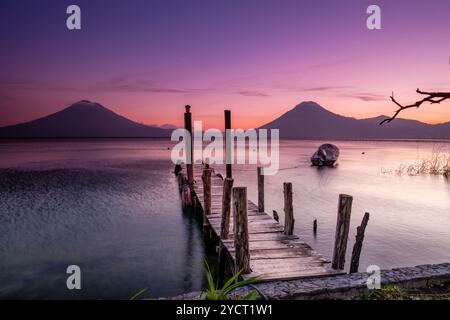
(381, 150), (450, 177)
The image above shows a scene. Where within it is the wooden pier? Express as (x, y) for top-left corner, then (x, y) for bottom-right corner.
(180, 164), (345, 282)
(176, 105), (368, 283)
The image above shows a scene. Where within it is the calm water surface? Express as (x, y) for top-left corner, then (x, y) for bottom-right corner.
(0, 140), (205, 299)
(0, 139), (449, 299)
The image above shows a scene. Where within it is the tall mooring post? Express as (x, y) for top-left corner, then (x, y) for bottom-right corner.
(225, 110), (232, 179)
(184, 105), (194, 185)
(283, 182), (295, 235)
(332, 194), (353, 270)
(257, 167), (264, 212)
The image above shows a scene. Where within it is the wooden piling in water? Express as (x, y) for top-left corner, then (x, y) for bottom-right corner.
(225, 110), (232, 179)
(220, 178), (234, 239)
(313, 219), (317, 234)
(233, 187), (251, 274)
(202, 168), (212, 216)
(283, 182), (294, 235)
(218, 177), (234, 284)
(332, 194), (353, 270)
(177, 172), (185, 192)
(350, 212), (370, 273)
(184, 105), (194, 185)
(257, 167), (264, 212)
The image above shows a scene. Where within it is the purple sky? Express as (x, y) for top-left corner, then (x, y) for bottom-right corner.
(0, 0), (449, 128)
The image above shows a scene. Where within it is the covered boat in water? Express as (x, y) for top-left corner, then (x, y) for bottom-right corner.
(311, 144), (339, 167)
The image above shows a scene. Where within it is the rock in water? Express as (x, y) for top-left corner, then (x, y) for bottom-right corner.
(311, 144), (340, 167)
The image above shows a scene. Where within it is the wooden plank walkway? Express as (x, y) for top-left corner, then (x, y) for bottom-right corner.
(189, 165), (344, 282)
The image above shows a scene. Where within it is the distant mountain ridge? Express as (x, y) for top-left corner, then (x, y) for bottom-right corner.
(2, 100), (449, 139)
(260, 101), (450, 139)
(0, 100), (172, 138)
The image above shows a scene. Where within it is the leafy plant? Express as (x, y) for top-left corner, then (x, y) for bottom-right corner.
(130, 288), (148, 300)
(362, 285), (408, 300)
(203, 261), (260, 300)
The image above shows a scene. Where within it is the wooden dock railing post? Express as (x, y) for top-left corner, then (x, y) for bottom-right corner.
(218, 177), (234, 285)
(184, 105), (194, 185)
(220, 178), (234, 239)
(257, 167), (264, 212)
(225, 110), (232, 179)
(202, 168), (212, 216)
(350, 212), (370, 273)
(332, 194), (353, 270)
(233, 187), (251, 274)
(283, 182), (294, 235)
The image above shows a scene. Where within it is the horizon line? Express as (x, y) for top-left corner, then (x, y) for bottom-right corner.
(2, 99), (450, 129)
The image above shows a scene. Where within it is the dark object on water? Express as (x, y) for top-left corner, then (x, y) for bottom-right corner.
(313, 219), (317, 234)
(311, 144), (340, 167)
(272, 210), (279, 222)
(216, 173), (224, 180)
(362, 152), (365, 155)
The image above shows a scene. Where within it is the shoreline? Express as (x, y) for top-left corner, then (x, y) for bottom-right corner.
(163, 262), (450, 300)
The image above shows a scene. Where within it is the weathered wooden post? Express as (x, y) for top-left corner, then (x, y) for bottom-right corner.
(184, 105), (194, 185)
(313, 219), (317, 234)
(350, 212), (370, 273)
(218, 177), (234, 284)
(177, 172), (185, 192)
(202, 168), (212, 216)
(225, 110), (232, 179)
(202, 168), (214, 252)
(220, 178), (234, 239)
(257, 167), (264, 212)
(233, 187), (251, 274)
(332, 194), (353, 270)
(283, 182), (294, 235)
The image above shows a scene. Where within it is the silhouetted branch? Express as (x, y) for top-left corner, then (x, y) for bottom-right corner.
(380, 89), (450, 125)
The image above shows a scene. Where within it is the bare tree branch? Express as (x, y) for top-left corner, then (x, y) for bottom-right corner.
(380, 88), (450, 125)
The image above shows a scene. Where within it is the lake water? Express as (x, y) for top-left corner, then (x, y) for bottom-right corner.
(0, 139), (449, 299)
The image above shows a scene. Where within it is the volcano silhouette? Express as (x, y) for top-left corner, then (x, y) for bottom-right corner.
(0, 100), (172, 138)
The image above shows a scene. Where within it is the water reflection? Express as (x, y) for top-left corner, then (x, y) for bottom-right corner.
(0, 140), (206, 299)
